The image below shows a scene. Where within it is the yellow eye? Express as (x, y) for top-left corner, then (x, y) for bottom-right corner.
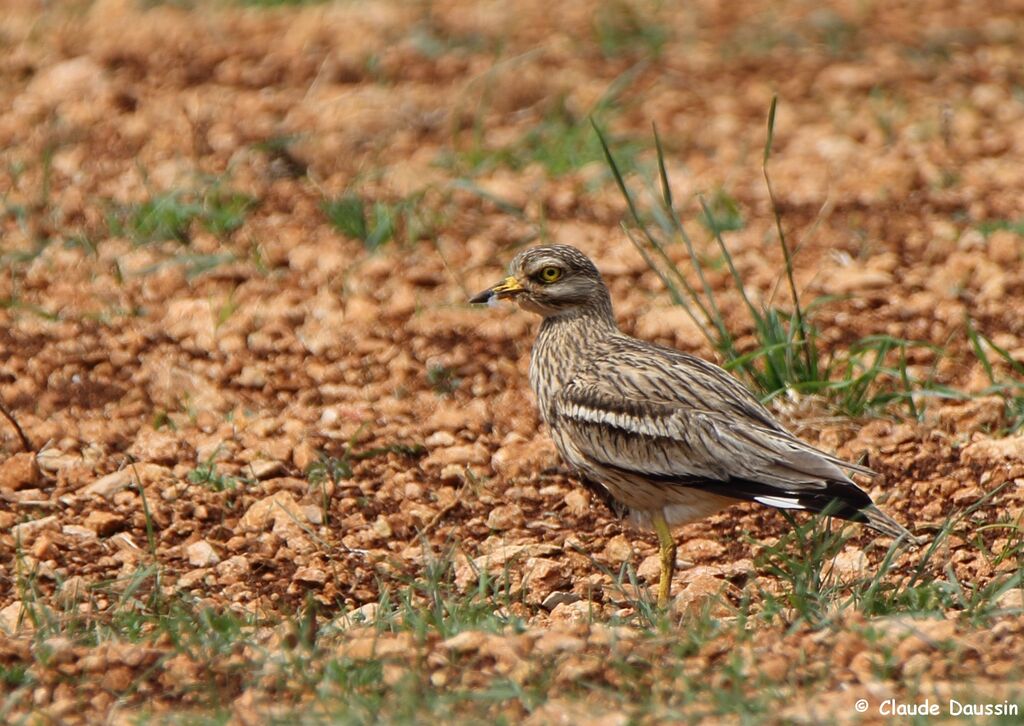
(539, 266), (562, 283)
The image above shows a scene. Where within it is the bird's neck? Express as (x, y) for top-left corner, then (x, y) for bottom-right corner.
(530, 302), (618, 422)
(539, 300), (618, 336)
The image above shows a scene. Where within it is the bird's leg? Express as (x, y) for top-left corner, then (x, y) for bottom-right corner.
(651, 511), (676, 609)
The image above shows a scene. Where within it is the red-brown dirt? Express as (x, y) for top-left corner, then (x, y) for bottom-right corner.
(1, 0), (1023, 722)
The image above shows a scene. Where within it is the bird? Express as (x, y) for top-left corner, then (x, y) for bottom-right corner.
(470, 244), (914, 609)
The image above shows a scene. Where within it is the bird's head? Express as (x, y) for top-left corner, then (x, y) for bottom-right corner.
(469, 245), (611, 318)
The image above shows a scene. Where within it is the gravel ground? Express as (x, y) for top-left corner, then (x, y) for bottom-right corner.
(1, 1), (1023, 722)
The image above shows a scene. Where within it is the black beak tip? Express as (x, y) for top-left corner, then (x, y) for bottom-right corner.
(468, 289), (493, 304)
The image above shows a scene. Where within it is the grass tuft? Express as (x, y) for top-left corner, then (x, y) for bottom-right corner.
(322, 192), (437, 250)
(449, 69), (642, 178)
(593, 0), (669, 59)
(594, 101), (988, 419)
(187, 451), (244, 491)
(109, 182), (255, 245)
(965, 316), (1024, 434)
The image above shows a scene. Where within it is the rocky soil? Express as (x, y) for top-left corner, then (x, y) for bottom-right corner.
(1, 0), (1023, 722)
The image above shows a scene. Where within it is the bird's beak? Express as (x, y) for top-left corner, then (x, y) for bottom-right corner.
(469, 275), (524, 304)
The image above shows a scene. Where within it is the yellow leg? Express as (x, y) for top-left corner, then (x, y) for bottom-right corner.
(652, 511), (676, 609)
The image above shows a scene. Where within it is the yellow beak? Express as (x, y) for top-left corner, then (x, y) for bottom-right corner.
(469, 276), (524, 304)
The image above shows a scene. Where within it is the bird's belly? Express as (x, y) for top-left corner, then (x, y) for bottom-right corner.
(548, 427), (734, 526)
(643, 490), (736, 529)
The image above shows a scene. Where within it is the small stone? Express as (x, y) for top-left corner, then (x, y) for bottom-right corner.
(439, 464), (466, 481)
(58, 576), (88, 606)
(522, 558), (569, 604)
(0, 601), (31, 635)
(902, 652), (932, 678)
(373, 515), (393, 538)
(186, 540), (221, 567)
(987, 230), (1021, 264)
(164, 299), (215, 348)
(822, 266), (893, 295)
(423, 443), (490, 469)
(24, 57), (109, 108)
(81, 464), (170, 499)
(11, 515), (60, 545)
(634, 305), (703, 345)
(637, 554), (662, 581)
(36, 450), (78, 475)
(32, 533), (58, 559)
(0, 452), (41, 491)
(194, 439), (234, 464)
(237, 365), (267, 388)
(486, 504), (523, 531)
(491, 437), (558, 479)
(335, 603), (379, 630)
(963, 435), (1024, 463)
(240, 491), (306, 531)
(109, 532), (141, 553)
(84, 510), (125, 537)
(293, 567), (327, 585)
(292, 441), (318, 472)
(301, 505), (324, 525)
(548, 600), (593, 625)
(454, 543), (561, 590)
(426, 406), (471, 433)
(215, 555), (251, 581)
(40, 637), (75, 665)
(996, 589), (1023, 609)
(441, 630), (488, 653)
(9, 488), (46, 503)
(832, 547), (868, 578)
(670, 574), (731, 617)
(338, 634), (412, 661)
(534, 631), (585, 655)
(62, 525), (97, 539)
(101, 666), (134, 692)
(603, 534), (632, 564)
(677, 538), (725, 560)
(177, 569), (211, 589)
(424, 431), (456, 447)
(126, 429), (187, 465)
(760, 655), (789, 681)
(564, 489), (589, 515)
(249, 460), (286, 480)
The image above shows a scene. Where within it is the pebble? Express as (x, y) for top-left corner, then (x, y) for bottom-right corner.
(563, 489), (589, 515)
(84, 510), (126, 537)
(424, 431), (456, 447)
(0, 602), (30, 635)
(602, 534), (633, 564)
(186, 540), (221, 567)
(292, 567), (327, 585)
(215, 555), (251, 582)
(249, 460), (286, 480)
(423, 443), (490, 469)
(0, 452), (40, 491)
(240, 491), (306, 531)
(486, 504), (524, 531)
(81, 464), (170, 499)
(11, 515), (60, 545)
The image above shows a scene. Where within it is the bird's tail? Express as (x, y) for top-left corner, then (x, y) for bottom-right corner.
(859, 504), (923, 546)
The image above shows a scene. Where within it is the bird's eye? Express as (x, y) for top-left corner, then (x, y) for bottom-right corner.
(538, 266), (562, 283)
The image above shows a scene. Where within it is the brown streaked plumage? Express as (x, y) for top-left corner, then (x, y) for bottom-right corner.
(470, 244), (914, 608)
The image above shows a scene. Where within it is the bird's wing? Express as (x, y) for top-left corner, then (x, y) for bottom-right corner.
(554, 342), (874, 491)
